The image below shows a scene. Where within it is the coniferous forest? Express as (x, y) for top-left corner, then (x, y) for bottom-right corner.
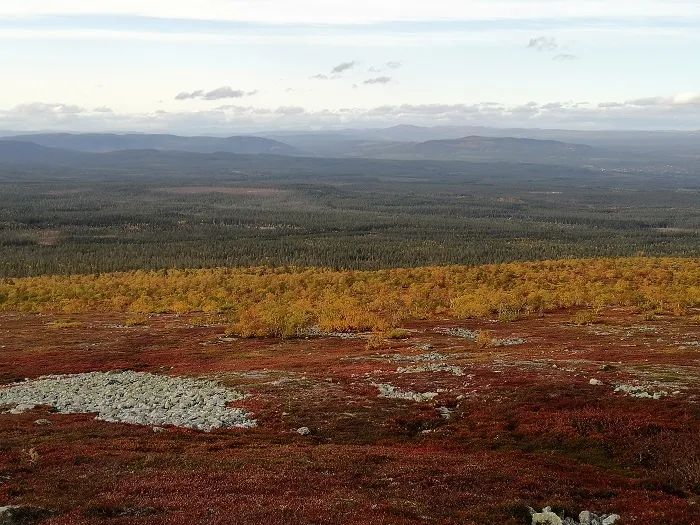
(0, 155), (698, 277)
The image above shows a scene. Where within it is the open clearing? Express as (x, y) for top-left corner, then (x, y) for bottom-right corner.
(154, 186), (289, 196)
(1, 308), (699, 524)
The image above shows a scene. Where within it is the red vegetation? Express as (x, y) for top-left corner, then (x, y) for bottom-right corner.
(1, 307), (700, 523)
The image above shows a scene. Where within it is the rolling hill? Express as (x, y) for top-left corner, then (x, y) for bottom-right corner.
(4, 133), (299, 156)
(384, 135), (602, 163)
(270, 134), (611, 165)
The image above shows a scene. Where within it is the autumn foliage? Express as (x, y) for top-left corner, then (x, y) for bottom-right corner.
(0, 257), (698, 337)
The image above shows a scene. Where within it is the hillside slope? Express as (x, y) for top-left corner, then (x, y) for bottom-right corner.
(4, 133), (299, 156)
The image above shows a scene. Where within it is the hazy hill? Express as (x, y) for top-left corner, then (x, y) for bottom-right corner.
(3, 129), (697, 169)
(259, 125), (700, 156)
(264, 134), (609, 165)
(0, 140), (91, 165)
(0, 139), (603, 180)
(2, 133), (604, 166)
(4, 133), (299, 156)
(385, 135), (602, 163)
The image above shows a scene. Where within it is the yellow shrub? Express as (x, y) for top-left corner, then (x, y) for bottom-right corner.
(124, 315), (149, 327)
(384, 328), (411, 340)
(49, 318), (84, 328)
(475, 330), (496, 348)
(570, 310), (601, 326)
(0, 258), (698, 337)
(366, 334), (389, 351)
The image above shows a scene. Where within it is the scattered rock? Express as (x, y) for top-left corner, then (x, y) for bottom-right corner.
(0, 505), (54, 524)
(373, 383), (439, 403)
(7, 404), (35, 415)
(614, 383), (667, 400)
(296, 427), (311, 436)
(435, 327), (479, 340)
(528, 507), (620, 525)
(436, 407), (452, 419)
(152, 427), (167, 433)
(305, 326), (358, 339)
(396, 363), (465, 376)
(435, 328), (526, 346)
(589, 379), (603, 386)
(389, 352), (446, 363)
(530, 507), (562, 525)
(33, 419), (52, 426)
(491, 337), (528, 347)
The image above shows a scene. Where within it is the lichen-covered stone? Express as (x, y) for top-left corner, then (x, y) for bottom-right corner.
(0, 371), (255, 432)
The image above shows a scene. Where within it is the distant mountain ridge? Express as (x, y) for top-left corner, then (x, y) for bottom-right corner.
(3, 132), (605, 165)
(253, 134), (608, 164)
(256, 125), (700, 154)
(0, 139), (600, 172)
(0, 140), (89, 165)
(0, 140), (305, 168)
(4, 133), (299, 156)
(3, 128), (696, 168)
(389, 135), (599, 162)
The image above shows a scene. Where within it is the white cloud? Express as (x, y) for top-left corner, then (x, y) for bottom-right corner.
(4, 93), (700, 132)
(12, 102), (86, 116)
(596, 94), (700, 108)
(2, 1), (700, 24)
(369, 61), (403, 72)
(363, 76), (393, 85)
(528, 36), (559, 51)
(331, 61), (357, 74)
(1, 26), (696, 47)
(175, 87), (258, 101)
(553, 53), (579, 61)
(672, 92), (700, 105)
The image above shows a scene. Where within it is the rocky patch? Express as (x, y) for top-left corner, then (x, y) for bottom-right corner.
(529, 507), (620, 525)
(372, 383), (439, 402)
(0, 371), (255, 431)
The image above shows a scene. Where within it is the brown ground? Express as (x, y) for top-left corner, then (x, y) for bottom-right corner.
(1, 308), (700, 524)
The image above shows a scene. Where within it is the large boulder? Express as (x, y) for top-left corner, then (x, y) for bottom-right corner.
(531, 507), (563, 525)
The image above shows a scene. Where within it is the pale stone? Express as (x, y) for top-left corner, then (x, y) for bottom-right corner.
(532, 511), (562, 525)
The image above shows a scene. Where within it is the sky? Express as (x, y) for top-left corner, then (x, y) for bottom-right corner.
(1, 0), (699, 133)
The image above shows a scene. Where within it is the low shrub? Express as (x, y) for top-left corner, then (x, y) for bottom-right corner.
(475, 330), (496, 348)
(384, 328), (411, 340)
(570, 310), (601, 326)
(124, 315), (149, 327)
(49, 318), (84, 328)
